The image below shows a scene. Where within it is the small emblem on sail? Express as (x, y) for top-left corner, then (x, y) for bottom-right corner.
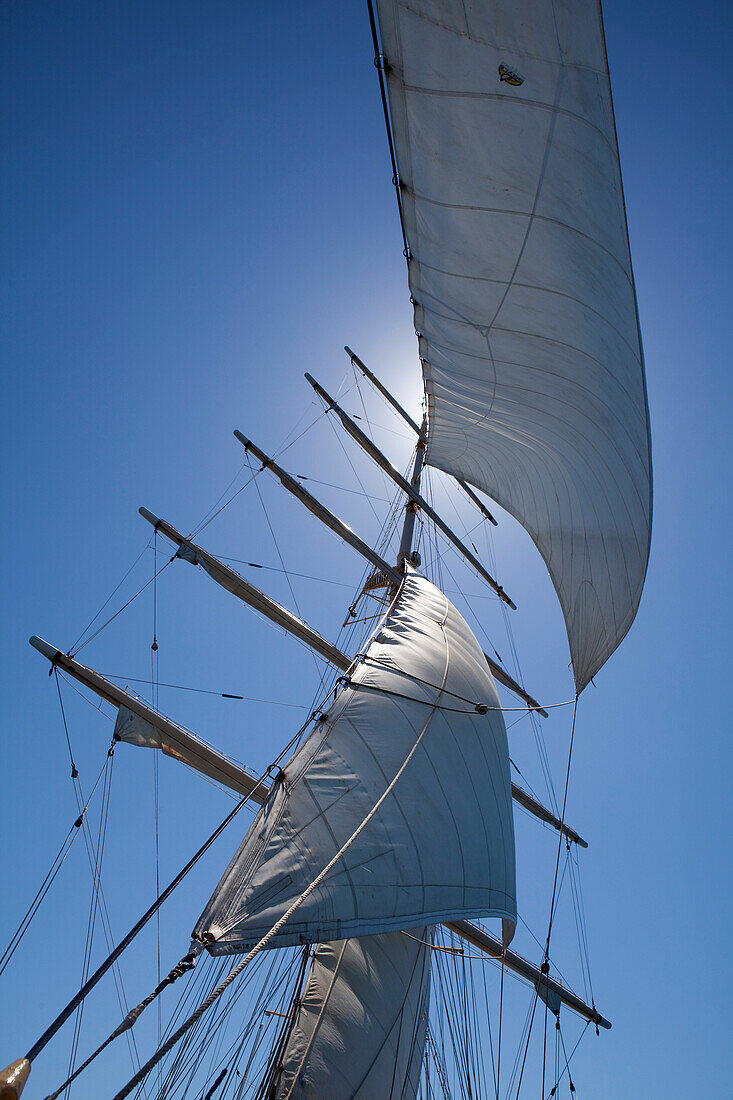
(498, 64), (523, 86)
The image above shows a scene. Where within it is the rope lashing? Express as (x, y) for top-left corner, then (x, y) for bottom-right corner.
(42, 950), (200, 1100)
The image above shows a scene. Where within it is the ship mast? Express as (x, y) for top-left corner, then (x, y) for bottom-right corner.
(397, 417), (427, 570)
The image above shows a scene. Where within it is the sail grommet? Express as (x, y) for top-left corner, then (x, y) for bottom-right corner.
(475, 703), (488, 714)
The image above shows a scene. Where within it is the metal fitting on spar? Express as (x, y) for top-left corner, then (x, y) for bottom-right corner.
(0, 1058), (31, 1099)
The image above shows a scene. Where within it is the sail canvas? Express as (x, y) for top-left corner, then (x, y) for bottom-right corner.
(195, 569), (516, 953)
(273, 929), (431, 1100)
(376, 0), (653, 690)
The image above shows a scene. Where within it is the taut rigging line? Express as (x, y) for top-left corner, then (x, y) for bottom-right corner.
(20, 690), (336, 1077)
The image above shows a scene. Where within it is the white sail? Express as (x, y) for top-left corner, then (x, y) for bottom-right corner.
(194, 569), (516, 953)
(375, 0), (653, 691)
(272, 929), (431, 1100)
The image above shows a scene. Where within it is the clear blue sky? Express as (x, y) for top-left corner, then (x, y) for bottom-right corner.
(2, 0), (731, 1096)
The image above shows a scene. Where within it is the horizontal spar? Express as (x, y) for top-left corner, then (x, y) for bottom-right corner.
(345, 346), (498, 525)
(344, 345), (424, 437)
(235, 431), (543, 716)
(29, 639), (582, 843)
(233, 432), (546, 712)
(511, 784), (587, 848)
(139, 508), (351, 674)
(28, 637), (269, 804)
(34, 633), (578, 844)
(447, 919), (610, 1029)
(305, 373), (515, 608)
(28, 647), (591, 1031)
(232, 431), (401, 587)
(343, 351), (543, 712)
(485, 656), (548, 719)
(455, 479), (498, 526)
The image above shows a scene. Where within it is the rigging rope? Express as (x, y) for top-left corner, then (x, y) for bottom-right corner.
(151, 528), (163, 1085)
(25, 768), (268, 1066)
(113, 623), (453, 1097)
(26, 671), (343, 1075)
(0, 746), (113, 981)
(568, 846), (595, 1008)
(257, 945), (311, 1100)
(244, 450), (333, 710)
(353, 656), (574, 714)
(101, 671), (308, 708)
(53, 672), (141, 1074)
(324, 409), (385, 527)
(496, 960), (504, 1100)
(43, 952), (199, 1100)
(69, 541), (152, 656)
(63, 740), (116, 1098)
(544, 697), (580, 961)
(216, 556), (357, 589)
(547, 1019), (589, 1099)
(70, 555), (176, 658)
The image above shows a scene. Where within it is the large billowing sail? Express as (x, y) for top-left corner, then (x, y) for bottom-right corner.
(195, 569), (516, 953)
(375, 0), (653, 691)
(271, 929), (431, 1100)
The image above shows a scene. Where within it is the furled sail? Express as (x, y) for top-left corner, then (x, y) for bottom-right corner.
(113, 705), (259, 797)
(271, 929), (431, 1100)
(194, 569), (516, 953)
(375, 0), (653, 690)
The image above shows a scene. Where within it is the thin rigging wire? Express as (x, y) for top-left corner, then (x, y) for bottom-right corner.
(244, 450), (332, 709)
(100, 673), (308, 708)
(70, 556), (175, 658)
(325, 410), (385, 526)
(151, 530), (162, 1085)
(215, 556), (357, 588)
(0, 754), (111, 979)
(64, 743), (116, 1097)
(69, 541), (152, 655)
(113, 644), (452, 1097)
(52, 672), (140, 1073)
(544, 697), (580, 961)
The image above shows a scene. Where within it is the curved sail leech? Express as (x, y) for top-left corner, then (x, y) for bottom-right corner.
(374, 0), (653, 690)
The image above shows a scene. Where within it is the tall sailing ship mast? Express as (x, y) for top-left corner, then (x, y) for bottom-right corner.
(2, 0), (651, 1096)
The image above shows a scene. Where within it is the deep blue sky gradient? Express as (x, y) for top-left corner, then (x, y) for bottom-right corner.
(2, 1), (731, 1095)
